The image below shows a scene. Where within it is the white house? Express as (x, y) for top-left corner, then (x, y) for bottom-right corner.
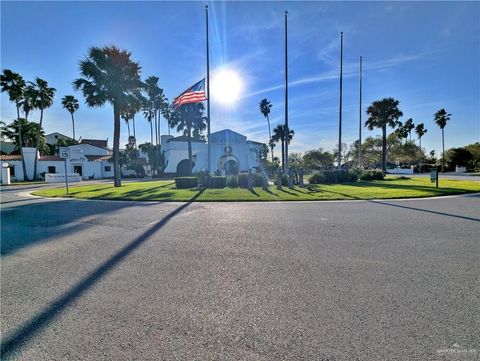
(161, 129), (264, 175)
(0, 142), (114, 182)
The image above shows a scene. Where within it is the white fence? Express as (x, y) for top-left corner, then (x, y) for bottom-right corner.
(386, 167), (414, 175)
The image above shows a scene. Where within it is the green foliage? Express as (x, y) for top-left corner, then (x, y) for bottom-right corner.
(446, 148), (473, 170)
(134, 164), (145, 178)
(209, 176), (227, 188)
(309, 170), (359, 184)
(273, 174), (289, 186)
(226, 175), (238, 188)
(303, 148), (335, 171)
(253, 173), (265, 187)
(359, 170), (385, 181)
(175, 177), (198, 189)
(237, 172), (249, 188)
(3, 118), (49, 153)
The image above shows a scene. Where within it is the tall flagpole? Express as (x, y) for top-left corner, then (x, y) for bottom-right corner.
(337, 32), (343, 170)
(358, 55), (362, 168)
(206, 4), (211, 173)
(284, 10), (289, 174)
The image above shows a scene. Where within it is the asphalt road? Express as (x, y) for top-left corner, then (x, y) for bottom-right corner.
(1, 185), (479, 360)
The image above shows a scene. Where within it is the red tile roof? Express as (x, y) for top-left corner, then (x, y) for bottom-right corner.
(79, 139), (108, 148)
(85, 155), (112, 162)
(39, 155), (62, 161)
(0, 154), (21, 161)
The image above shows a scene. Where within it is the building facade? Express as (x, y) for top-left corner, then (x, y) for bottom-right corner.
(161, 129), (264, 175)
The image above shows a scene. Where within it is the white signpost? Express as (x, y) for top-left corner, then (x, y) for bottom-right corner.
(59, 147), (70, 194)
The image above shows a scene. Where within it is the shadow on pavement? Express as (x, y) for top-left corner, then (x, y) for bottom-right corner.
(0, 188), (204, 359)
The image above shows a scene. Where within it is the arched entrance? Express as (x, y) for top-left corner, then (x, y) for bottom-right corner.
(224, 159), (239, 175)
(176, 159), (195, 176)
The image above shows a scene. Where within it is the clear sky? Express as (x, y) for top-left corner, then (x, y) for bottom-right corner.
(1, 1), (479, 154)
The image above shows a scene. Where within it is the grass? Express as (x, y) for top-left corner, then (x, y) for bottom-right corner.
(32, 176), (479, 202)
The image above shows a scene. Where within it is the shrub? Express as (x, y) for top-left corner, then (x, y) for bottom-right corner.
(253, 173), (265, 187)
(273, 174), (289, 186)
(134, 164), (146, 178)
(209, 176), (226, 188)
(175, 177), (198, 189)
(237, 172), (249, 188)
(359, 170), (384, 181)
(309, 170), (359, 184)
(196, 170), (210, 187)
(226, 175), (238, 188)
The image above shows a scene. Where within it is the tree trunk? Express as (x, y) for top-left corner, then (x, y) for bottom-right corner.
(71, 112), (76, 140)
(382, 125), (387, 172)
(154, 112), (158, 146)
(441, 128), (445, 172)
(150, 121), (153, 144)
(113, 102), (122, 187)
(16, 103), (28, 180)
(157, 109), (161, 175)
(266, 115), (274, 161)
(187, 122), (193, 176)
(33, 108), (43, 180)
(126, 120), (130, 138)
(132, 117), (136, 149)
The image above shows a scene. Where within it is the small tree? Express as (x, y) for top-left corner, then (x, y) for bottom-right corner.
(415, 123), (427, 149)
(259, 98), (274, 161)
(61, 95), (79, 140)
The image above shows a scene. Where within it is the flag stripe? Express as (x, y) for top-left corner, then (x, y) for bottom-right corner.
(173, 78), (207, 107)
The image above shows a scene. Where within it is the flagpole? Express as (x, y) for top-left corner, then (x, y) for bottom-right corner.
(284, 10), (289, 175)
(358, 55), (362, 169)
(206, 4), (211, 174)
(337, 32), (343, 170)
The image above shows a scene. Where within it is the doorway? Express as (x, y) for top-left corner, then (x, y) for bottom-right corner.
(73, 165), (83, 176)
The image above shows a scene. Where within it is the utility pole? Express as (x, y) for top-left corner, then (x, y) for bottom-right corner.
(284, 10), (289, 174)
(358, 55), (362, 168)
(337, 32), (343, 170)
(206, 5), (211, 173)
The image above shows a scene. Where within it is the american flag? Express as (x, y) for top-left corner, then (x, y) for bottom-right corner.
(173, 78), (207, 108)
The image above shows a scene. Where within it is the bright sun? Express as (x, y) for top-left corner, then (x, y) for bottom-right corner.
(211, 68), (243, 106)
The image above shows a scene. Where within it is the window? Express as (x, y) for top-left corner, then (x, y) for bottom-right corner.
(9, 166), (15, 176)
(48, 166), (56, 173)
(104, 166), (112, 172)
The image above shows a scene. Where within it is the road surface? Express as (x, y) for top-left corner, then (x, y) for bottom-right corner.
(1, 185), (479, 360)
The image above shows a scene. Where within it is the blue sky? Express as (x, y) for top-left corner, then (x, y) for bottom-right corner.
(1, 1), (479, 154)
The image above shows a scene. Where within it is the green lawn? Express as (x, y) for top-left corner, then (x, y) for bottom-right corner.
(32, 176), (479, 202)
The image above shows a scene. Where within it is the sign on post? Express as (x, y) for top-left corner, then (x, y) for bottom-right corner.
(430, 169), (439, 188)
(59, 147), (70, 194)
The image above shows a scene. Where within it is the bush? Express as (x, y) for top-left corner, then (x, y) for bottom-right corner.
(359, 170), (384, 181)
(253, 173), (265, 187)
(226, 175), (238, 188)
(309, 170), (359, 184)
(196, 170), (210, 187)
(134, 164), (145, 178)
(237, 172), (249, 188)
(175, 177), (198, 189)
(273, 174), (289, 186)
(209, 176), (226, 188)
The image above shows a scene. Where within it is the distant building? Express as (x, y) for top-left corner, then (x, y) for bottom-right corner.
(79, 138), (108, 149)
(45, 132), (73, 146)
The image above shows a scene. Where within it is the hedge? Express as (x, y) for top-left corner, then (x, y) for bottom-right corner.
(209, 176), (226, 188)
(226, 175), (238, 188)
(359, 170), (385, 181)
(309, 170), (359, 184)
(175, 177), (198, 189)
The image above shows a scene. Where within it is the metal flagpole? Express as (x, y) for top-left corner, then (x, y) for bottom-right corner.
(358, 55), (362, 168)
(206, 5), (211, 174)
(337, 32), (343, 170)
(284, 11), (289, 175)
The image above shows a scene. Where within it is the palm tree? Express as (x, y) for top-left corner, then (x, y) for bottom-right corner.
(415, 123), (427, 149)
(259, 98), (274, 161)
(142, 99), (155, 144)
(123, 114), (131, 138)
(3, 118), (48, 152)
(21, 84), (36, 121)
(30, 77), (56, 179)
(73, 46), (143, 187)
(168, 103), (207, 175)
(271, 124), (294, 172)
(61, 95), (79, 140)
(144, 76), (163, 146)
(403, 118), (415, 142)
(1, 69), (28, 178)
(434, 108), (451, 172)
(365, 98), (403, 171)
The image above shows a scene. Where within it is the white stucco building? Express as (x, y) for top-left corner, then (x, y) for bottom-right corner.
(161, 129), (264, 175)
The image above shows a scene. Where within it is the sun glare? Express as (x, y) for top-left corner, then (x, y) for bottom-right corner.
(211, 68), (243, 106)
